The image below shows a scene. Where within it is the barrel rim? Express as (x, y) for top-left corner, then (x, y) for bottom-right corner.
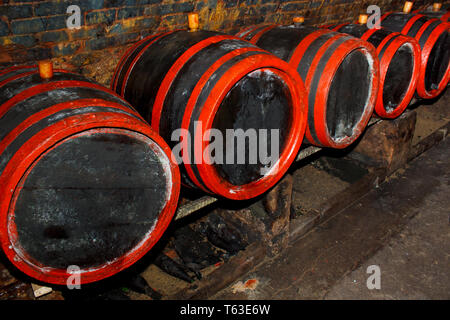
(323, 23), (421, 118)
(287, 30), (379, 148)
(172, 47), (270, 194)
(193, 55), (307, 200)
(313, 40), (379, 148)
(0, 67), (180, 284)
(415, 20), (450, 98)
(381, 12), (450, 99)
(375, 35), (421, 118)
(0, 112), (180, 285)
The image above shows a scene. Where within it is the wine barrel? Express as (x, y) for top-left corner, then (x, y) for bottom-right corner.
(238, 24), (380, 149)
(112, 30), (308, 200)
(0, 65), (180, 285)
(380, 12), (450, 99)
(324, 23), (421, 119)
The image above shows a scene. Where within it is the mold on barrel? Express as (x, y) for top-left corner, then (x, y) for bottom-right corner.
(326, 49), (370, 137)
(380, 12), (450, 99)
(0, 65), (180, 285)
(325, 23), (421, 119)
(112, 30), (308, 200)
(238, 24), (380, 149)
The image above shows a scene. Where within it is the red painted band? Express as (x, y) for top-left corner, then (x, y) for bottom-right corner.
(0, 80), (144, 122)
(249, 25), (279, 44)
(285, 29), (331, 145)
(195, 55), (307, 199)
(402, 14), (425, 35)
(112, 36), (151, 90)
(0, 69), (72, 89)
(415, 18), (437, 40)
(331, 23), (348, 32)
(235, 25), (262, 38)
(380, 12), (391, 22)
(287, 29), (331, 74)
(441, 11), (450, 22)
(180, 47), (268, 193)
(375, 32), (398, 55)
(0, 99), (145, 158)
(360, 27), (379, 41)
(120, 30), (181, 97)
(375, 35), (421, 118)
(415, 21), (450, 98)
(151, 35), (239, 133)
(0, 65), (36, 78)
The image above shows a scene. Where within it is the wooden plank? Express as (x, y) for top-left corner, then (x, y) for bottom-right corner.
(348, 111), (417, 174)
(0, 281), (33, 300)
(0, 263), (17, 288)
(409, 121), (450, 161)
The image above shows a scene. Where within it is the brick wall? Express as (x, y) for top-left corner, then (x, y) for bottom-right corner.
(0, 0), (431, 84)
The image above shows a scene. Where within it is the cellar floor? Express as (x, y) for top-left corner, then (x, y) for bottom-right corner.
(212, 136), (450, 300)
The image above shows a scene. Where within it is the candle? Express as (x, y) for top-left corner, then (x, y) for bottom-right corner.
(188, 13), (199, 32)
(403, 1), (413, 13)
(358, 14), (368, 24)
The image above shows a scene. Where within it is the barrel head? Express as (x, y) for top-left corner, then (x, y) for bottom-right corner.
(383, 43), (414, 112)
(424, 30), (449, 92)
(10, 128), (173, 276)
(211, 69), (292, 186)
(326, 49), (371, 141)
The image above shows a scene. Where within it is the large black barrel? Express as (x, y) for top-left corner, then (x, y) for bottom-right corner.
(324, 23), (421, 118)
(0, 65), (180, 285)
(112, 30), (308, 200)
(237, 24), (380, 149)
(380, 12), (449, 99)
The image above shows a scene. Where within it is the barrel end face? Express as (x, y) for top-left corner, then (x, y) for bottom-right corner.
(1, 127), (179, 285)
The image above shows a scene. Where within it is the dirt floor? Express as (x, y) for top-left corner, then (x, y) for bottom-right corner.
(212, 137), (450, 300)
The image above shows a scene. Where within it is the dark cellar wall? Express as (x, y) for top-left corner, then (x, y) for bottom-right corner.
(0, 0), (431, 84)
